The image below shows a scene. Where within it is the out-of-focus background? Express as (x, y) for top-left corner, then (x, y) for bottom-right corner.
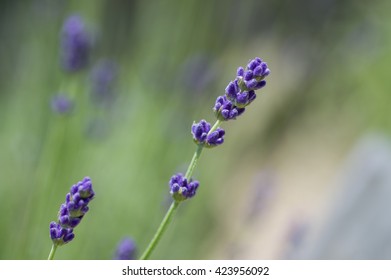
(1, 0), (391, 259)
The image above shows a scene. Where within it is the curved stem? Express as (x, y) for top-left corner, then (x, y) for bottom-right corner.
(139, 119), (223, 259)
(184, 120), (221, 180)
(48, 244), (58, 260)
(139, 201), (179, 260)
(185, 144), (204, 180)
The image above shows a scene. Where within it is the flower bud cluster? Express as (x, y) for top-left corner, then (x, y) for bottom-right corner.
(169, 173), (199, 202)
(50, 177), (95, 246)
(191, 120), (225, 148)
(214, 57), (270, 120)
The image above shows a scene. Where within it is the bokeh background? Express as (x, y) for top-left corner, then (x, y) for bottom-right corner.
(1, 0), (391, 259)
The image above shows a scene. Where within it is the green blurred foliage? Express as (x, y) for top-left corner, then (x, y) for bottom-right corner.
(0, 0), (390, 259)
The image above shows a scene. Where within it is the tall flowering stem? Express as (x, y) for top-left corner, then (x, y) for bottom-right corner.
(48, 244), (58, 260)
(140, 57), (269, 259)
(139, 201), (179, 260)
(184, 144), (203, 180)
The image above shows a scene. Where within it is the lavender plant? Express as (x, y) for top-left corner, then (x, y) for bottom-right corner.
(48, 177), (95, 260)
(139, 57), (270, 259)
(50, 14), (91, 115)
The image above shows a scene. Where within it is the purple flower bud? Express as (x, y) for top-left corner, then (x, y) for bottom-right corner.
(236, 92), (249, 105)
(192, 120), (225, 147)
(60, 14), (91, 72)
(49, 222), (75, 246)
(59, 215), (69, 225)
(214, 95), (245, 121)
(247, 59), (260, 70)
(236, 90), (257, 108)
(169, 173), (199, 201)
(245, 79), (258, 90)
(78, 177), (94, 198)
(206, 129), (225, 146)
(49, 222), (58, 240)
(253, 65), (263, 76)
(73, 193), (81, 202)
(253, 62), (270, 78)
(69, 217), (82, 228)
(225, 80), (239, 100)
(253, 80), (266, 90)
(114, 237), (137, 260)
(59, 204), (67, 215)
(243, 70), (253, 81)
(63, 231), (75, 243)
(71, 185), (78, 194)
(186, 180), (199, 198)
(51, 94), (73, 114)
(171, 183), (180, 193)
(67, 201), (75, 210)
(237, 67), (244, 77)
(191, 120), (210, 144)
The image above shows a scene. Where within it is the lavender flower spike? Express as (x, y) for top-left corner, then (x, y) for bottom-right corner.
(192, 119), (225, 147)
(114, 237), (137, 260)
(50, 177), (95, 246)
(61, 14), (91, 72)
(170, 173), (199, 202)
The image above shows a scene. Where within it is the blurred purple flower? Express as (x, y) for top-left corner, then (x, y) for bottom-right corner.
(51, 94), (73, 114)
(90, 59), (118, 106)
(114, 237), (137, 260)
(60, 14), (91, 72)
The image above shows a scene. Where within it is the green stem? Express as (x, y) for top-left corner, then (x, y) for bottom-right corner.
(47, 244), (58, 260)
(185, 144), (204, 180)
(209, 119), (222, 136)
(139, 201), (179, 260)
(139, 119), (223, 259)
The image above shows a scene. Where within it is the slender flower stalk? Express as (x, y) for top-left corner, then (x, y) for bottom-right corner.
(140, 201), (179, 260)
(48, 244), (58, 260)
(139, 57), (270, 259)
